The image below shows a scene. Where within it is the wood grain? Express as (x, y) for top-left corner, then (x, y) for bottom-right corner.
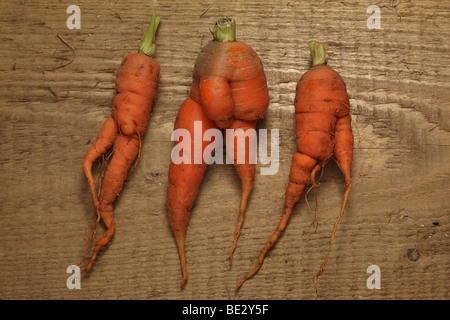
(0, 0), (449, 300)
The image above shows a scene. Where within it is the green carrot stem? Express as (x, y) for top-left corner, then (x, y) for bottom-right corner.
(308, 40), (327, 66)
(213, 17), (236, 42)
(138, 14), (161, 57)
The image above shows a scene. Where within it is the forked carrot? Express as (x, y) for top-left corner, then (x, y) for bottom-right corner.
(167, 17), (269, 288)
(235, 41), (353, 295)
(81, 15), (161, 272)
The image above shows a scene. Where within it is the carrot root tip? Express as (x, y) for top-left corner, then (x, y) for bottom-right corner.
(181, 275), (188, 289)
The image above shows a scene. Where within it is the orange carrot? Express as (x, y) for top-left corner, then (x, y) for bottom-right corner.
(235, 41), (353, 294)
(80, 15), (160, 272)
(167, 97), (217, 288)
(167, 17), (269, 288)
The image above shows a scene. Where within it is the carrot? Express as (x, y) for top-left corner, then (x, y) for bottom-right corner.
(234, 41), (353, 295)
(167, 17), (269, 288)
(167, 97), (218, 288)
(80, 15), (161, 272)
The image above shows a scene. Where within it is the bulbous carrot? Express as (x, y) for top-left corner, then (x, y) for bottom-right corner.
(81, 15), (161, 272)
(167, 17), (269, 287)
(235, 41), (353, 295)
(190, 18), (269, 127)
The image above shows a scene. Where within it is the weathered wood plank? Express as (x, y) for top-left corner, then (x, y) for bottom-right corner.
(0, 0), (449, 300)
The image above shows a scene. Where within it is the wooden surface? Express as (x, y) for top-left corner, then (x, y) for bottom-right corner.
(0, 0), (449, 300)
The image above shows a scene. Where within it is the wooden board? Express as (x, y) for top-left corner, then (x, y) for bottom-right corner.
(0, 0), (449, 300)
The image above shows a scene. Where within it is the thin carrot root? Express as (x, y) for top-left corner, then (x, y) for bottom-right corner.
(229, 171), (253, 265)
(82, 218), (116, 273)
(313, 178), (352, 293)
(304, 185), (319, 231)
(229, 198), (248, 265)
(229, 213), (244, 265)
(177, 240), (189, 289)
(234, 206), (294, 295)
(227, 119), (257, 266)
(305, 162), (327, 230)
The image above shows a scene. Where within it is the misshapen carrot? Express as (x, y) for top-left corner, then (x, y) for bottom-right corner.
(235, 41), (353, 295)
(80, 15), (161, 272)
(167, 18), (269, 288)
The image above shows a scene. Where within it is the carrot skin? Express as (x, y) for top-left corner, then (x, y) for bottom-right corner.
(189, 41), (269, 122)
(199, 76), (234, 127)
(334, 114), (353, 182)
(285, 153), (317, 208)
(113, 53), (160, 136)
(83, 116), (119, 210)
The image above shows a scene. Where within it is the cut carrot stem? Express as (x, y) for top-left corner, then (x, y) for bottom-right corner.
(308, 40), (327, 66)
(138, 14), (161, 57)
(213, 17), (236, 42)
